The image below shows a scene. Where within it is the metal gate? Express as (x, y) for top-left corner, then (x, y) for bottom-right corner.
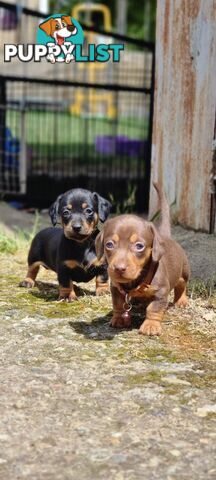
(0, 2), (154, 211)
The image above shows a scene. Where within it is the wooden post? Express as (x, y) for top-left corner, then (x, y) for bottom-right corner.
(149, 0), (216, 231)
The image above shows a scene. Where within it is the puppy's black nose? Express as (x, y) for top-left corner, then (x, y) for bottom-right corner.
(114, 264), (126, 274)
(73, 224), (82, 233)
(67, 25), (76, 32)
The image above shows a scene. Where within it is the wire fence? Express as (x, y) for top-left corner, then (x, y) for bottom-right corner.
(0, 2), (154, 210)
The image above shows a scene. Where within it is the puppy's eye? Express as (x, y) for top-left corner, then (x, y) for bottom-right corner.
(134, 242), (145, 252)
(85, 208), (93, 215)
(55, 24), (60, 29)
(62, 21), (67, 27)
(105, 240), (115, 250)
(62, 210), (70, 219)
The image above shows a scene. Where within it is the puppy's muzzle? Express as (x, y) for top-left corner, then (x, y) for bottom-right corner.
(108, 255), (141, 283)
(72, 224), (82, 234)
(113, 263), (127, 276)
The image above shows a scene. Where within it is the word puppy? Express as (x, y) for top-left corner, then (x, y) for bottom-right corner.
(20, 188), (111, 301)
(96, 183), (190, 336)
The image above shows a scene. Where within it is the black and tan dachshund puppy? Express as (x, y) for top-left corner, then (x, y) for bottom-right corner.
(20, 189), (111, 301)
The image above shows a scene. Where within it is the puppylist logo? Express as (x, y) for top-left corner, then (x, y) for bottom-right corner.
(4, 14), (124, 64)
(37, 14), (83, 64)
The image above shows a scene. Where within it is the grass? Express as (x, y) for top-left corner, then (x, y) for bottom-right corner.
(188, 277), (216, 300)
(0, 220), (215, 376)
(7, 110), (148, 169)
(0, 231), (19, 255)
(0, 206), (215, 310)
(0, 224), (215, 304)
(0, 212), (40, 255)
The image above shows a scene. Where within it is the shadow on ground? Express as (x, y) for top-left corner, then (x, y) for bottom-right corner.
(29, 281), (95, 302)
(69, 301), (149, 341)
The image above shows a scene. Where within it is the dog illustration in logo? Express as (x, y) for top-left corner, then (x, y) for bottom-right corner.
(39, 16), (77, 63)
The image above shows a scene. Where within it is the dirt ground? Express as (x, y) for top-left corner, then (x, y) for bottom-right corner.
(0, 203), (215, 480)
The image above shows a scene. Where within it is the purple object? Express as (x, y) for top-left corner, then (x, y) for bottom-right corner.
(0, 10), (18, 30)
(95, 135), (146, 157)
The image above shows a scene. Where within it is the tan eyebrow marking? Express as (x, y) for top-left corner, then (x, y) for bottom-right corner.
(66, 204), (72, 210)
(112, 234), (119, 242)
(82, 202), (87, 209)
(130, 233), (138, 242)
(94, 213), (98, 224)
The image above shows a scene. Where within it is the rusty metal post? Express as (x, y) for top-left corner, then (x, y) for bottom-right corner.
(19, 102), (27, 195)
(149, 0), (216, 231)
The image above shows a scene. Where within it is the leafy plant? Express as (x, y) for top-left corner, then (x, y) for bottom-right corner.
(0, 231), (19, 255)
(109, 183), (137, 214)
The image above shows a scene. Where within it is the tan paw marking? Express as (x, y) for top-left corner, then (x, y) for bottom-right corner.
(96, 285), (110, 296)
(139, 320), (162, 336)
(19, 279), (35, 288)
(175, 294), (188, 308)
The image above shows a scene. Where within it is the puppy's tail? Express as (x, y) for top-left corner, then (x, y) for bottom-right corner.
(153, 182), (171, 238)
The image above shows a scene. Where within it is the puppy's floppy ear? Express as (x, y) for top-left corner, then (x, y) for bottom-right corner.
(39, 18), (53, 37)
(93, 193), (112, 222)
(95, 230), (104, 260)
(49, 194), (63, 226)
(149, 223), (165, 262)
(62, 15), (73, 25)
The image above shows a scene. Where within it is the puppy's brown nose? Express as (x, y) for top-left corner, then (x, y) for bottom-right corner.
(114, 263), (126, 275)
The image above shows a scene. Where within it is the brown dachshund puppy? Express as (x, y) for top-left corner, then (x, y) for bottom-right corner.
(96, 183), (190, 336)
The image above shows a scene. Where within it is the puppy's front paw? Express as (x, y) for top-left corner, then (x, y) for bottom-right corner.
(96, 284), (110, 296)
(110, 313), (132, 329)
(58, 285), (77, 302)
(58, 292), (77, 303)
(175, 295), (188, 308)
(65, 54), (74, 64)
(69, 291), (77, 302)
(46, 54), (55, 64)
(19, 279), (34, 288)
(139, 320), (162, 336)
